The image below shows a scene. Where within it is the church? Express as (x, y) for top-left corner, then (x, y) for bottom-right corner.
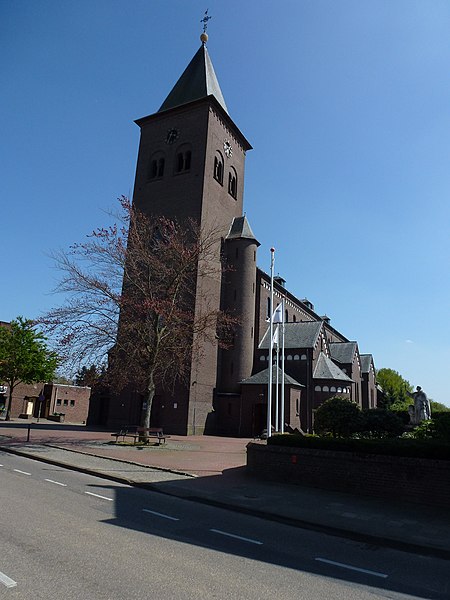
(106, 32), (378, 436)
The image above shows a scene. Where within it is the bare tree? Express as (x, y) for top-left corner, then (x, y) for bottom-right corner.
(41, 197), (235, 431)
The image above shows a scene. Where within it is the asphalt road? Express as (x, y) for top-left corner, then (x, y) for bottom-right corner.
(1, 451), (449, 600)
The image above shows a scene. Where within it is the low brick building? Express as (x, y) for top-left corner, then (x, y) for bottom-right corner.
(0, 381), (91, 424)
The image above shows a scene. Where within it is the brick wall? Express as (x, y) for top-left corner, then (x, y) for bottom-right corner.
(247, 442), (450, 508)
(46, 384), (91, 424)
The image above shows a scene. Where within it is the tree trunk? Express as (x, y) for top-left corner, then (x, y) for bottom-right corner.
(5, 387), (13, 421)
(140, 371), (155, 442)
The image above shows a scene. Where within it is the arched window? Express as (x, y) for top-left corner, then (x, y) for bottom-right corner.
(260, 355), (265, 362)
(293, 314), (297, 323)
(228, 167), (237, 199)
(323, 386), (329, 392)
(315, 385), (322, 392)
(301, 354), (307, 360)
(149, 151), (165, 180)
(330, 386), (336, 393)
(337, 387), (342, 393)
(213, 151), (224, 184)
(175, 145), (192, 174)
(294, 355), (300, 361)
(287, 354), (292, 361)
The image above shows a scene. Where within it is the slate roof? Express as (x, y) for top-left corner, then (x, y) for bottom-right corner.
(313, 352), (354, 382)
(225, 216), (260, 245)
(159, 44), (228, 114)
(241, 366), (303, 387)
(329, 341), (357, 364)
(259, 321), (323, 350)
(360, 354), (374, 373)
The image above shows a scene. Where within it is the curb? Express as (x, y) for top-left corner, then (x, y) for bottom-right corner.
(44, 443), (198, 478)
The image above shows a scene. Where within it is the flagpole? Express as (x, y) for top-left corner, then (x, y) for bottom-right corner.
(281, 300), (285, 434)
(267, 247), (275, 438)
(275, 323), (279, 432)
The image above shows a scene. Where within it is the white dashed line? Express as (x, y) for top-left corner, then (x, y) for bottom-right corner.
(315, 557), (388, 579)
(0, 570), (17, 588)
(142, 509), (180, 521)
(85, 491), (113, 501)
(210, 529), (263, 545)
(45, 479), (67, 487)
(13, 469), (31, 476)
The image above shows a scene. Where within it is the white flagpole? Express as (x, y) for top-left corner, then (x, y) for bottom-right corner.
(281, 299), (285, 433)
(267, 247), (275, 438)
(275, 323), (279, 433)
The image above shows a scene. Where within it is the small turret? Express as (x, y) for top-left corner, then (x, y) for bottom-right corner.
(219, 216), (260, 392)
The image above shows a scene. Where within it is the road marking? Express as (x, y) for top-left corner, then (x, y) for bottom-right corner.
(142, 509), (180, 521)
(210, 529), (263, 545)
(0, 570), (17, 588)
(315, 557), (388, 579)
(13, 469), (31, 476)
(85, 491), (113, 501)
(45, 479), (67, 487)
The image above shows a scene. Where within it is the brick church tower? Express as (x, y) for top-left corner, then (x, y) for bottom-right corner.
(109, 34), (254, 434)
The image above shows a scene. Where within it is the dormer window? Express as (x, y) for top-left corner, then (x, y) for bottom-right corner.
(213, 151), (224, 185)
(228, 167), (237, 199)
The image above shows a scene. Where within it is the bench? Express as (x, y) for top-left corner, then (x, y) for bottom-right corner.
(111, 427), (168, 445)
(136, 427), (168, 445)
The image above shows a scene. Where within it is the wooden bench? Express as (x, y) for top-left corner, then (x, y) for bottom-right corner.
(110, 428), (132, 443)
(111, 427), (168, 445)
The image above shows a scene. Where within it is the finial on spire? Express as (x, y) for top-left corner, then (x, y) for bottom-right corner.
(200, 9), (211, 44)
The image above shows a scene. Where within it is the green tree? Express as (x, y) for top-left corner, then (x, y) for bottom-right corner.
(75, 364), (104, 388)
(376, 368), (412, 409)
(0, 318), (58, 420)
(314, 397), (362, 438)
(430, 400), (450, 413)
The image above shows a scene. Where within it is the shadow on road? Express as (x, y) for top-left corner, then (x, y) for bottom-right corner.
(85, 478), (447, 600)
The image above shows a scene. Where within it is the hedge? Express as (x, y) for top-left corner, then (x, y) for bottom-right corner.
(267, 434), (450, 460)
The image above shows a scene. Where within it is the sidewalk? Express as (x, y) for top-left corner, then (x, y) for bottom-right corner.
(1, 419), (449, 559)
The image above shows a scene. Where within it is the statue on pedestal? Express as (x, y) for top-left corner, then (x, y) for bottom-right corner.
(407, 386), (431, 425)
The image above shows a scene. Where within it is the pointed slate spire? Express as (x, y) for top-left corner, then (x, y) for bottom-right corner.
(225, 215), (260, 245)
(158, 43), (228, 114)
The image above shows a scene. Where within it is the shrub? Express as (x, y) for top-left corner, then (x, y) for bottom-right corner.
(360, 408), (405, 438)
(408, 413), (450, 441)
(314, 397), (362, 438)
(390, 409), (410, 426)
(433, 413), (450, 440)
(267, 433), (450, 460)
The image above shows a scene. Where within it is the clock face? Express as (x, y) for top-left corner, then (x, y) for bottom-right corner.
(223, 140), (233, 157)
(165, 128), (180, 144)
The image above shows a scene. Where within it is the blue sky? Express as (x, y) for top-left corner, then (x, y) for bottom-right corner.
(2, 1), (449, 404)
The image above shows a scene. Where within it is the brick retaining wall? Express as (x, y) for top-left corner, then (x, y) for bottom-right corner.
(246, 442), (450, 508)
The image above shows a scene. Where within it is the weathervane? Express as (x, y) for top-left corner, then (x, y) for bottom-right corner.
(200, 9), (212, 37)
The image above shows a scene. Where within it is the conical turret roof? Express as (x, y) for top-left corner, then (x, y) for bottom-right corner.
(225, 216), (260, 245)
(159, 44), (228, 114)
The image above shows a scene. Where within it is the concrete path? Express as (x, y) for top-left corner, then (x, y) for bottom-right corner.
(1, 419), (449, 560)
